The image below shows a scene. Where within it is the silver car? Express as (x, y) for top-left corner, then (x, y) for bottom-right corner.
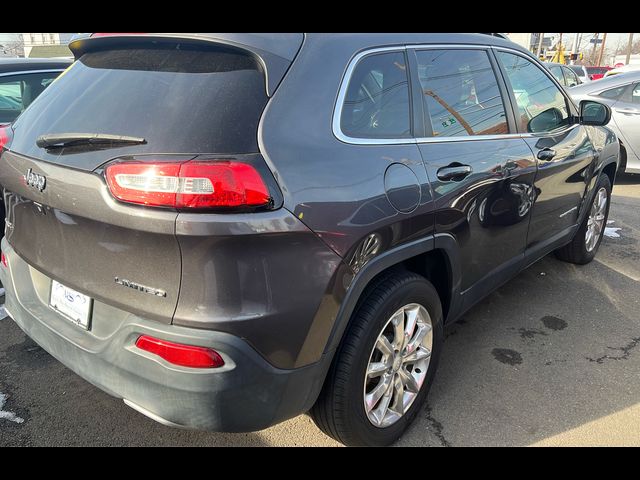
(570, 71), (640, 174)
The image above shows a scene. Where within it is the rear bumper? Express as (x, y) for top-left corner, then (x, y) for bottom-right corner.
(0, 239), (331, 432)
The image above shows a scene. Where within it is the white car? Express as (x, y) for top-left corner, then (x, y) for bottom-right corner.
(570, 71), (640, 174)
(604, 64), (640, 78)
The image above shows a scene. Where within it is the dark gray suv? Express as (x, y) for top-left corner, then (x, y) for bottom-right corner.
(0, 33), (619, 446)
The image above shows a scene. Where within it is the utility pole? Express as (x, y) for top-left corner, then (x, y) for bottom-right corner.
(597, 32), (607, 66)
(537, 33), (544, 58)
(591, 33), (599, 65)
(570, 32), (578, 63)
(626, 32), (635, 64)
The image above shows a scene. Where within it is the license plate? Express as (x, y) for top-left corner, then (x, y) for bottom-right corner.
(50, 280), (92, 329)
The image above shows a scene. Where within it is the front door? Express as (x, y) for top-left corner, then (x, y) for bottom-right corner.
(495, 50), (597, 250)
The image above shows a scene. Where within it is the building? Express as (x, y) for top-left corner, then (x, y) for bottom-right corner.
(610, 54), (640, 66)
(504, 33), (552, 53)
(22, 33), (72, 58)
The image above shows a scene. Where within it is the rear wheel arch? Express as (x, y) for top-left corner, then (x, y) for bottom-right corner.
(324, 237), (459, 357)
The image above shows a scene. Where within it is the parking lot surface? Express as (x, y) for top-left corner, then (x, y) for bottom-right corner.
(1, 175), (639, 447)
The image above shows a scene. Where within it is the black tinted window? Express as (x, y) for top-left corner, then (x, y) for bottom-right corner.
(0, 72), (60, 124)
(340, 51), (411, 139)
(416, 49), (508, 137)
(11, 44), (268, 160)
(497, 52), (570, 133)
(599, 85), (628, 100)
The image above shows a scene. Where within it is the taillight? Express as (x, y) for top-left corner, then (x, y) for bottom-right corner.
(104, 160), (271, 209)
(0, 126), (12, 151)
(1, 251), (8, 268)
(135, 335), (224, 368)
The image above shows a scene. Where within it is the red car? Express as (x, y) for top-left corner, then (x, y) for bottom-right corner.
(586, 66), (612, 80)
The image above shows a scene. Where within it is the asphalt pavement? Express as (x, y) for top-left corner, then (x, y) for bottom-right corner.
(1, 174), (639, 446)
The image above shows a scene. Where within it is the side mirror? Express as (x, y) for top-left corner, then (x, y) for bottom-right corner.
(580, 100), (611, 126)
(527, 107), (564, 133)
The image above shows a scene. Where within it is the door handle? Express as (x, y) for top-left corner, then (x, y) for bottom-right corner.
(436, 164), (472, 181)
(615, 108), (640, 115)
(537, 148), (556, 161)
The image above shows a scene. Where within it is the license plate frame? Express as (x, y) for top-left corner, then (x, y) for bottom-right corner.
(49, 280), (93, 330)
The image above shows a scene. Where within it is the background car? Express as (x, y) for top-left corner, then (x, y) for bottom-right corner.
(570, 71), (640, 174)
(0, 57), (72, 126)
(568, 65), (591, 84)
(544, 62), (582, 88)
(586, 66), (612, 80)
(604, 64), (640, 78)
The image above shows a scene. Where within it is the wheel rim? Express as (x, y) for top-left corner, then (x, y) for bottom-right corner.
(585, 187), (608, 253)
(363, 303), (433, 428)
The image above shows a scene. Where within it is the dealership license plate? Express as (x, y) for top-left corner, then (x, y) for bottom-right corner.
(50, 280), (92, 329)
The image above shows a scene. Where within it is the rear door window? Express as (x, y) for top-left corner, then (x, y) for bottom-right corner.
(340, 51), (411, 139)
(598, 85), (629, 100)
(415, 49), (509, 137)
(10, 44), (269, 165)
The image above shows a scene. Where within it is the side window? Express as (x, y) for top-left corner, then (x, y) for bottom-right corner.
(0, 78), (23, 124)
(340, 51), (411, 139)
(415, 49), (509, 137)
(563, 67), (580, 87)
(632, 84), (640, 104)
(497, 52), (571, 133)
(598, 85), (628, 100)
(548, 65), (565, 86)
(0, 72), (60, 124)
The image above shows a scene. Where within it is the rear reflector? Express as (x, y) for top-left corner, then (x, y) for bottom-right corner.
(105, 161), (271, 209)
(135, 335), (224, 368)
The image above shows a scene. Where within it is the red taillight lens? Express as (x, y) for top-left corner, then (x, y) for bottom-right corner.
(135, 335), (224, 368)
(1, 251), (7, 268)
(104, 160), (271, 209)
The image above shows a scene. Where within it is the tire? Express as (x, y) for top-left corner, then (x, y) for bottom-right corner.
(310, 270), (443, 446)
(555, 174), (612, 265)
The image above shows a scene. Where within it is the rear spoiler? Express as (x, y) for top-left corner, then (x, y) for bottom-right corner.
(68, 33), (305, 97)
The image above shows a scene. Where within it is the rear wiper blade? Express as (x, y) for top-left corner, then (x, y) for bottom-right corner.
(36, 133), (146, 149)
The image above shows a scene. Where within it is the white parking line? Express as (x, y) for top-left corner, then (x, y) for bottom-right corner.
(0, 393), (24, 424)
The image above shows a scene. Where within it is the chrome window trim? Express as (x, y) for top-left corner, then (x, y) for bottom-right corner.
(332, 45), (412, 146)
(333, 43), (534, 146)
(0, 68), (66, 78)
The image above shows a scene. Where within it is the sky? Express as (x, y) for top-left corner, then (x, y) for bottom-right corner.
(0, 32), (638, 50)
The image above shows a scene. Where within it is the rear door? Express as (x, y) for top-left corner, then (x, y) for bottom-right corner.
(0, 42), (269, 323)
(495, 49), (597, 250)
(410, 46), (537, 296)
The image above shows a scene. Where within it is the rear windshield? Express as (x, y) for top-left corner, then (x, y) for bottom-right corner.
(10, 43), (268, 164)
(568, 65), (584, 75)
(586, 67), (609, 75)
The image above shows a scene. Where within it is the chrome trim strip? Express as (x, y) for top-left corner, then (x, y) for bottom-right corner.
(415, 133), (532, 144)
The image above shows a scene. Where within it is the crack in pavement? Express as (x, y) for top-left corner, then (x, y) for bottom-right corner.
(424, 405), (451, 447)
(587, 337), (640, 364)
